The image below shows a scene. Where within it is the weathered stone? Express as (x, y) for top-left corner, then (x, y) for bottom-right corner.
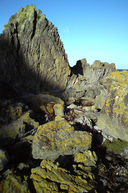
(0, 100), (24, 124)
(97, 71), (128, 141)
(0, 111), (39, 146)
(30, 93), (64, 115)
(0, 5), (70, 93)
(75, 97), (94, 106)
(74, 150), (97, 167)
(30, 159), (95, 193)
(120, 146), (128, 159)
(66, 103), (97, 128)
(66, 97), (76, 105)
(71, 59), (116, 82)
(72, 151), (97, 183)
(53, 104), (64, 117)
(62, 58), (116, 102)
(17, 162), (30, 171)
(0, 171), (30, 193)
(62, 74), (87, 101)
(32, 120), (92, 160)
(0, 149), (9, 171)
(94, 86), (108, 110)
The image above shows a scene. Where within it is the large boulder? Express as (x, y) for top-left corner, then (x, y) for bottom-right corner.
(0, 5), (70, 93)
(32, 120), (92, 160)
(97, 71), (128, 141)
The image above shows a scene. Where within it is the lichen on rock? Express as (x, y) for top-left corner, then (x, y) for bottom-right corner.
(0, 149), (9, 171)
(0, 5), (70, 93)
(0, 171), (30, 193)
(97, 71), (128, 141)
(32, 120), (92, 160)
(30, 159), (96, 193)
(0, 110), (39, 146)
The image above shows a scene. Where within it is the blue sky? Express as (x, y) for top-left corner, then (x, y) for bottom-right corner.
(0, 0), (128, 69)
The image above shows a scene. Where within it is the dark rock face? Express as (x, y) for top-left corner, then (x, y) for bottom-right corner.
(0, 81), (19, 99)
(0, 5), (70, 93)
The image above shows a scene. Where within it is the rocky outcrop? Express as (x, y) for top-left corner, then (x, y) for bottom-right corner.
(62, 58), (116, 106)
(96, 71), (128, 141)
(71, 59), (116, 81)
(0, 84), (128, 193)
(0, 5), (70, 93)
(30, 156), (97, 193)
(0, 5), (128, 193)
(32, 120), (92, 160)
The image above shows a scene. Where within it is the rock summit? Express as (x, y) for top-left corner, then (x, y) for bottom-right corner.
(0, 5), (70, 93)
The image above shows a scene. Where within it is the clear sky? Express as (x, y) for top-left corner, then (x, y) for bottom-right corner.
(0, 0), (128, 69)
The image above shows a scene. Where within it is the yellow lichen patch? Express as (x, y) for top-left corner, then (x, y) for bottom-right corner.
(4, 24), (8, 31)
(74, 150), (97, 166)
(107, 71), (128, 84)
(32, 179), (59, 193)
(0, 150), (8, 162)
(16, 5), (36, 22)
(31, 159), (95, 193)
(32, 120), (92, 160)
(55, 115), (65, 121)
(104, 71), (128, 124)
(0, 172), (30, 193)
(0, 111), (39, 146)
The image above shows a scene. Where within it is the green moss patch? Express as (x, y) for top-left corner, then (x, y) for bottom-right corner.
(103, 139), (128, 154)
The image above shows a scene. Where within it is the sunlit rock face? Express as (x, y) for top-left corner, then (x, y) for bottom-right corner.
(97, 71), (128, 141)
(32, 120), (92, 160)
(71, 59), (116, 82)
(62, 58), (116, 102)
(0, 5), (70, 93)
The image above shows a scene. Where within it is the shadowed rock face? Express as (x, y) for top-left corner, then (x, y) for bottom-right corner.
(0, 5), (70, 93)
